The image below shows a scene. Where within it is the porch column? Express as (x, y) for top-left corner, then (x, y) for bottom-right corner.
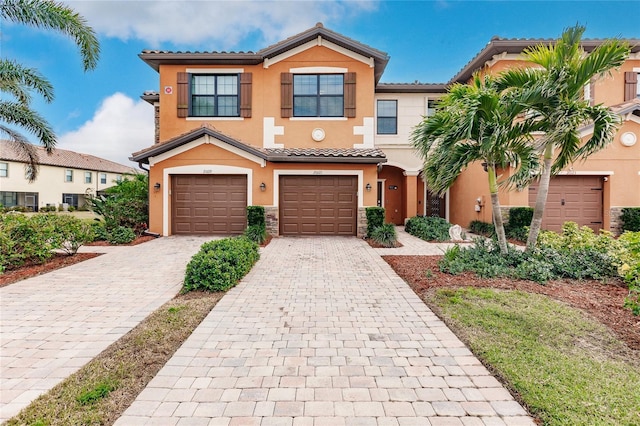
(403, 170), (420, 223)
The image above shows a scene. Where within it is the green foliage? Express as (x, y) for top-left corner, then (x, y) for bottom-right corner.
(405, 215), (452, 242)
(106, 226), (135, 245)
(365, 207), (385, 237)
(76, 379), (117, 406)
(39, 205), (56, 212)
(87, 173), (148, 236)
(369, 223), (398, 248)
(91, 220), (109, 241)
(183, 237), (260, 292)
(620, 208), (640, 232)
(246, 206), (265, 227)
(505, 207), (533, 241)
(0, 213), (94, 270)
(244, 224), (267, 244)
(618, 231), (640, 315)
(469, 220), (495, 237)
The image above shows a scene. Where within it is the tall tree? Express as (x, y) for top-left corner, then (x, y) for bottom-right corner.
(412, 74), (541, 254)
(498, 25), (629, 251)
(0, 0), (100, 180)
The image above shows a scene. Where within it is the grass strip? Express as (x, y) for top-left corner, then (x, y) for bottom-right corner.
(7, 291), (223, 426)
(430, 287), (640, 425)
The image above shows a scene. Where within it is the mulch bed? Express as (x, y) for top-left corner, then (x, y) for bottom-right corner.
(384, 255), (640, 352)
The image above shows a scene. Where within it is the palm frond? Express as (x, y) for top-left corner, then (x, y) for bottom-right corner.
(0, 100), (56, 151)
(0, 59), (54, 103)
(0, 126), (41, 182)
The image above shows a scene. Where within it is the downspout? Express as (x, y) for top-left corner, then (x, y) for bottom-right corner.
(137, 161), (160, 238)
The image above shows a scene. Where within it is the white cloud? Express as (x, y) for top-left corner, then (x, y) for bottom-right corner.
(63, 0), (377, 47)
(57, 93), (154, 166)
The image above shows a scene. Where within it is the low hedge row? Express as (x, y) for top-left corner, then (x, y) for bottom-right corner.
(405, 216), (452, 242)
(182, 237), (260, 292)
(0, 213), (95, 272)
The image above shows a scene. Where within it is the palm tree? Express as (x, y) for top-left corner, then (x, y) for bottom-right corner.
(412, 74), (541, 254)
(0, 0), (100, 180)
(498, 25), (629, 251)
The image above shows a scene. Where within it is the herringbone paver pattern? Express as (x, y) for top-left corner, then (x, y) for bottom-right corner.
(117, 237), (533, 425)
(0, 236), (211, 421)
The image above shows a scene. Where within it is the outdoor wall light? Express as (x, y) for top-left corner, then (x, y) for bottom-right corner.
(365, 183), (372, 192)
(260, 182), (266, 191)
(153, 182), (161, 191)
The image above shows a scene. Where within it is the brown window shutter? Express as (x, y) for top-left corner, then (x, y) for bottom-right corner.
(281, 72), (293, 118)
(624, 71), (637, 102)
(344, 72), (356, 118)
(240, 73), (252, 118)
(177, 72), (189, 117)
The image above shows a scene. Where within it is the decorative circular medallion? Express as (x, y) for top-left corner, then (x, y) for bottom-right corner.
(311, 128), (325, 142)
(620, 131), (637, 147)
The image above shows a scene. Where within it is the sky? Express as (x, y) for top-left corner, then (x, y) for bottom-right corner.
(2, 0), (638, 166)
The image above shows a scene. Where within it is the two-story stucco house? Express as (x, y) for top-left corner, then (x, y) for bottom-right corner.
(1, 140), (136, 211)
(132, 24), (639, 237)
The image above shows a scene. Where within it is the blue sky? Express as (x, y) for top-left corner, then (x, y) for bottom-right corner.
(3, 0), (638, 166)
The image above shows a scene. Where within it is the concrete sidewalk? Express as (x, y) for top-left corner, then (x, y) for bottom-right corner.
(0, 236), (211, 421)
(117, 237), (533, 425)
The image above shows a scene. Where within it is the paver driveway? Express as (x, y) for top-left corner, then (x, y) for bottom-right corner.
(0, 236), (211, 422)
(117, 237), (533, 425)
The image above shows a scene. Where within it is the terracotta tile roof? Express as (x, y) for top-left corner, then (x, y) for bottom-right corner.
(0, 140), (137, 174)
(266, 147), (386, 159)
(609, 98), (640, 115)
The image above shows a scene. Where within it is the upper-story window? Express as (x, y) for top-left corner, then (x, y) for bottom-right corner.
(427, 99), (439, 117)
(191, 74), (239, 117)
(100, 173), (107, 184)
(0, 162), (7, 178)
(377, 100), (397, 134)
(177, 72), (252, 119)
(65, 169), (73, 182)
(293, 74), (344, 117)
(85, 171), (92, 184)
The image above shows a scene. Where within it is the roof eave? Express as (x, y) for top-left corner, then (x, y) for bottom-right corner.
(266, 156), (386, 164)
(139, 52), (263, 72)
(376, 83), (447, 93)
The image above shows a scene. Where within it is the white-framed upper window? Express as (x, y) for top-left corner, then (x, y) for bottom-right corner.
(65, 169), (73, 182)
(100, 173), (107, 184)
(191, 74), (239, 117)
(84, 171), (92, 184)
(427, 98), (439, 117)
(293, 74), (344, 117)
(116, 175), (122, 183)
(0, 162), (7, 178)
(376, 100), (397, 135)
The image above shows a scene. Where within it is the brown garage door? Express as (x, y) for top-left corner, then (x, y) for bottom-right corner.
(280, 175), (357, 236)
(528, 175), (603, 232)
(172, 175), (247, 235)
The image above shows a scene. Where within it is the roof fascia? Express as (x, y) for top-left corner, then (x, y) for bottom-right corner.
(266, 155), (386, 164)
(263, 36), (375, 69)
(139, 52), (262, 72)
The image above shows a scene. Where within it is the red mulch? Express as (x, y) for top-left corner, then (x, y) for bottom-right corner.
(1, 236), (156, 287)
(384, 255), (640, 351)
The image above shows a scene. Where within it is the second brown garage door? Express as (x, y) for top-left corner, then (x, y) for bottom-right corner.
(528, 175), (603, 232)
(280, 175), (357, 236)
(172, 175), (247, 235)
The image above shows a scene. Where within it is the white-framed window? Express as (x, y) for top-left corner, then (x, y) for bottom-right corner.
(100, 173), (107, 184)
(191, 74), (239, 117)
(65, 169), (73, 182)
(0, 162), (7, 178)
(85, 171), (92, 184)
(116, 175), (122, 183)
(293, 74), (344, 117)
(376, 100), (397, 134)
(427, 98), (439, 117)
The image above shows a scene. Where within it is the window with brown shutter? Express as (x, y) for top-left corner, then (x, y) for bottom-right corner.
(344, 72), (356, 118)
(281, 72), (293, 117)
(240, 73), (252, 118)
(177, 72), (189, 118)
(624, 71), (638, 102)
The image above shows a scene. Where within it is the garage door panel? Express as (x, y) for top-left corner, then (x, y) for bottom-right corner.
(280, 175), (357, 236)
(529, 175), (603, 232)
(172, 175), (247, 235)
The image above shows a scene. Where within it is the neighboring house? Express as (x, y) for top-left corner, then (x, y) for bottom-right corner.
(133, 23), (640, 237)
(0, 140), (137, 211)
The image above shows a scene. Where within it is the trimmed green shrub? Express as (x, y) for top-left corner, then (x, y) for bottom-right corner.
(469, 220), (495, 237)
(405, 215), (451, 241)
(247, 206), (266, 227)
(505, 207), (533, 241)
(244, 224), (267, 244)
(106, 226), (136, 245)
(366, 207), (385, 237)
(49, 215), (95, 255)
(370, 223), (398, 248)
(91, 221), (109, 241)
(620, 208), (640, 232)
(183, 237), (260, 292)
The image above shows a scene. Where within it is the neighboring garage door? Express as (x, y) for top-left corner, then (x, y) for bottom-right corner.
(528, 175), (603, 232)
(172, 175), (247, 235)
(280, 175), (357, 236)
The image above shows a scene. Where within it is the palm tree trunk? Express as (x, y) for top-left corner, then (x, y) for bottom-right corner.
(526, 144), (554, 251)
(488, 166), (508, 254)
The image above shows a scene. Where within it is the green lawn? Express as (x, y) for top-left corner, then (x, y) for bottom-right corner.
(432, 287), (640, 426)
